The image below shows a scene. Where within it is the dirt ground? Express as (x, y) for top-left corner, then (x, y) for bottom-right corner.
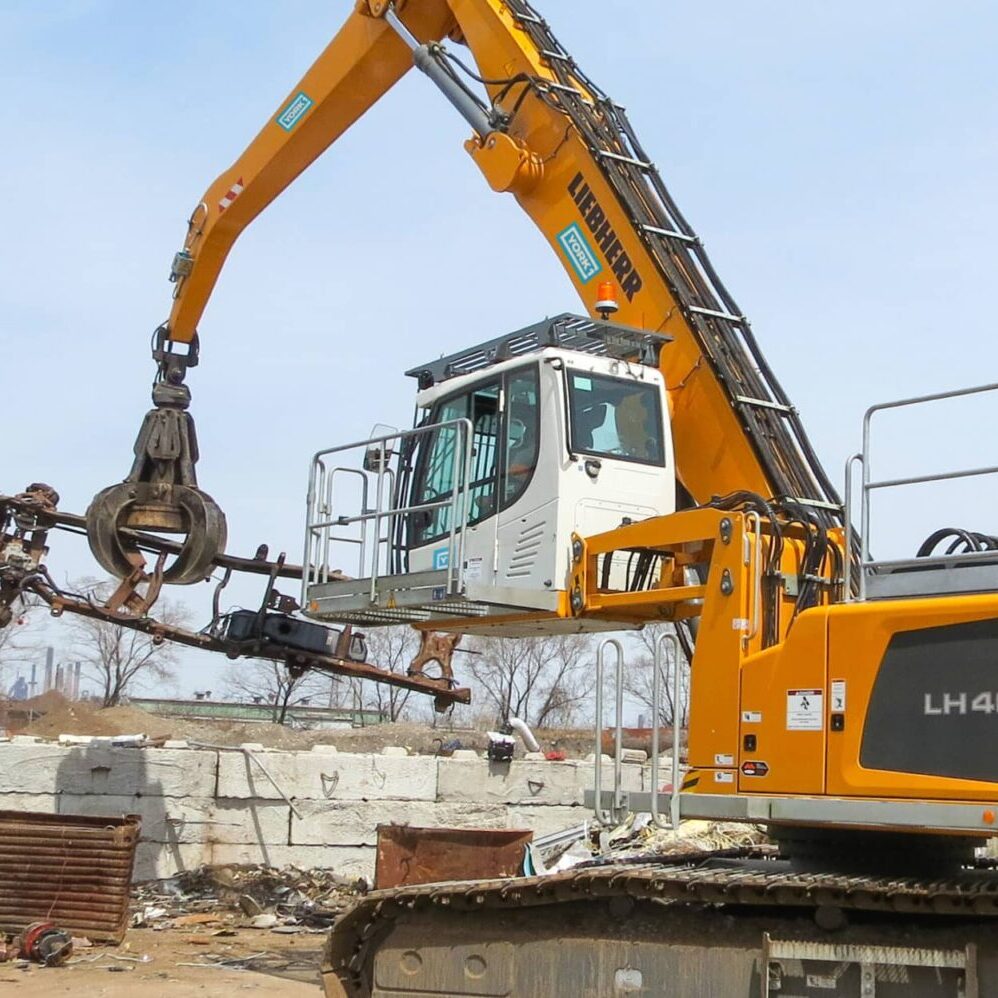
(10, 693), (625, 757)
(0, 926), (325, 996)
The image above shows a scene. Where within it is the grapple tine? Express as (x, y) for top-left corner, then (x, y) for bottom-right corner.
(86, 329), (227, 585)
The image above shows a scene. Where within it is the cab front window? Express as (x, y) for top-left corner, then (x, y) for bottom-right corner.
(567, 371), (665, 466)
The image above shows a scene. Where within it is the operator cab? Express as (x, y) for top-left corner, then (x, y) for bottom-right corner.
(302, 314), (675, 634)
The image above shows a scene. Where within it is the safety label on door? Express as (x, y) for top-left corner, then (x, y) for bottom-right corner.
(463, 557), (484, 584)
(831, 679), (846, 712)
(787, 689), (823, 731)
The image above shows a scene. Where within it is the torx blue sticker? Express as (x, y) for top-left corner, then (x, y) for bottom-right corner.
(432, 547), (450, 570)
(557, 222), (603, 284)
(276, 91), (313, 131)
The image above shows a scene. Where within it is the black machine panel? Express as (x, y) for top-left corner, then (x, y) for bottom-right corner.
(861, 617), (998, 782)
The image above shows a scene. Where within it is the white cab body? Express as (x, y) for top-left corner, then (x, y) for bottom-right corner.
(405, 346), (675, 617)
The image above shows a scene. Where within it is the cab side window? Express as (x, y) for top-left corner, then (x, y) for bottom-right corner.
(412, 381), (499, 545)
(502, 368), (539, 508)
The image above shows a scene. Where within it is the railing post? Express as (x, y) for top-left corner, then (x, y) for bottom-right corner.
(593, 638), (628, 827)
(301, 456), (323, 607)
(843, 453), (863, 601)
(670, 636), (683, 830)
(650, 631), (680, 829)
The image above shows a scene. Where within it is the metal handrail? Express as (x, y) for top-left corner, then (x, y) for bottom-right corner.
(302, 418), (474, 607)
(866, 464), (998, 493)
(593, 638), (627, 827)
(848, 383), (998, 601)
(650, 631), (681, 829)
(310, 496), (458, 528)
(742, 512), (761, 648)
(843, 453), (862, 601)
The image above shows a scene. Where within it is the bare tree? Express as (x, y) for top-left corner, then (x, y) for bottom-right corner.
(223, 659), (331, 725)
(621, 625), (689, 730)
(467, 633), (592, 729)
(70, 578), (186, 707)
(360, 627), (420, 722)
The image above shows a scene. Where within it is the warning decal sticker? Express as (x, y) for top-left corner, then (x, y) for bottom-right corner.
(787, 689), (823, 731)
(831, 679), (846, 712)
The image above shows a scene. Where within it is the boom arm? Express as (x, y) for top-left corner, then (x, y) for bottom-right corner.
(91, 0), (841, 586)
(164, 4), (456, 344)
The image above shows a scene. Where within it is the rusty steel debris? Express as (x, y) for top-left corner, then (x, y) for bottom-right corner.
(0, 489), (471, 710)
(374, 826), (534, 890)
(18, 921), (74, 966)
(0, 811), (140, 944)
(134, 864), (365, 931)
(407, 631), (461, 686)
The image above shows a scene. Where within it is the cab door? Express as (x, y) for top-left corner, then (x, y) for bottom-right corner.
(407, 379), (501, 575)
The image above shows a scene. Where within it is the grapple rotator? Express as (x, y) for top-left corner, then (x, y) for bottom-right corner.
(86, 327), (227, 585)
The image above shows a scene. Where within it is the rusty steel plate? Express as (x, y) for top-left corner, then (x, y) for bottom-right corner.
(375, 826), (532, 889)
(0, 810), (140, 943)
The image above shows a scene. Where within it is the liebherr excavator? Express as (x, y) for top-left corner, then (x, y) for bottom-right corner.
(81, 1), (998, 993)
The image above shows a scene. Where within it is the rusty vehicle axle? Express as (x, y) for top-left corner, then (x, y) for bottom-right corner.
(0, 489), (470, 711)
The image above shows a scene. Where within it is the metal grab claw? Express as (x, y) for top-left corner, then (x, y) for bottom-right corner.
(86, 334), (227, 586)
(86, 481), (226, 585)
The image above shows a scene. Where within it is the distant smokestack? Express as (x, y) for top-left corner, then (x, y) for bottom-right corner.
(73, 663), (82, 700)
(55, 664), (64, 695)
(43, 647), (54, 693)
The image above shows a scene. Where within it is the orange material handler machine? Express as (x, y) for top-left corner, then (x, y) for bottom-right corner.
(88, 0), (998, 860)
(85, 0), (998, 879)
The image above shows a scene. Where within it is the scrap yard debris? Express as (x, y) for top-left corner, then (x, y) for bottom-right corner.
(0, 488), (470, 710)
(0, 922), (75, 966)
(134, 864), (366, 933)
(527, 815), (771, 877)
(0, 866), (364, 989)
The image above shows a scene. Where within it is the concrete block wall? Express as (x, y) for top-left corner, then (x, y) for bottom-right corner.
(0, 740), (652, 881)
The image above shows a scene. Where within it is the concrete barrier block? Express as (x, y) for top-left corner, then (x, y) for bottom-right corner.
(291, 800), (507, 846)
(507, 805), (590, 839)
(57, 794), (291, 846)
(209, 799), (292, 845)
(0, 743), (218, 797)
(437, 759), (642, 806)
(590, 762), (644, 794)
(437, 759), (582, 805)
(0, 793), (58, 813)
(643, 757), (676, 791)
(134, 842), (208, 881)
(217, 750), (438, 802)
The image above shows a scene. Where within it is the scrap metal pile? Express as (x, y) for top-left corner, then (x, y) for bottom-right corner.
(134, 864), (366, 932)
(0, 486), (470, 710)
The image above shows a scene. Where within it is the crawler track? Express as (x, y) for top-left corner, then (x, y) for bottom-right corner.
(324, 848), (998, 995)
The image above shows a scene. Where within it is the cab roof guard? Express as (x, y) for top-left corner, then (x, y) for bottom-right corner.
(405, 313), (671, 390)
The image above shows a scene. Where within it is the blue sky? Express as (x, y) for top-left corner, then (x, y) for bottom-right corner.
(2, 1), (996, 699)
